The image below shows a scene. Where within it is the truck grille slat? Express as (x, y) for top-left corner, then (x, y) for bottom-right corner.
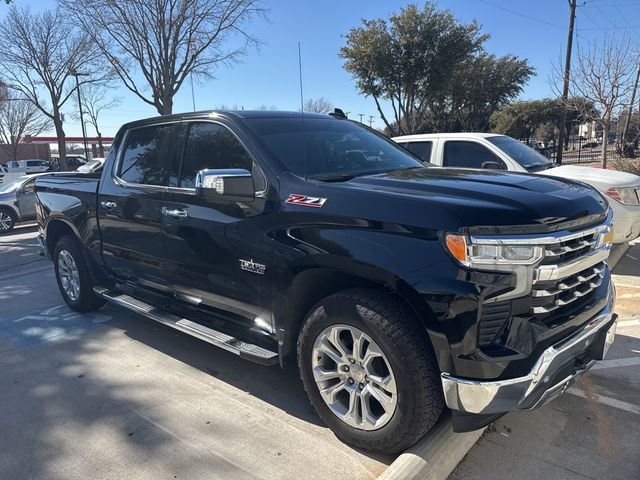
(531, 262), (605, 314)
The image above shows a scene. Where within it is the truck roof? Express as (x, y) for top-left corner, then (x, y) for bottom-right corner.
(121, 110), (332, 130)
(393, 132), (502, 141)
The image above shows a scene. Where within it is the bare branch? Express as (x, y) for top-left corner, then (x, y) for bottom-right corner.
(61, 0), (267, 115)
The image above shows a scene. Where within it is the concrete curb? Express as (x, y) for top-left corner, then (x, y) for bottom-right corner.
(379, 416), (485, 480)
(609, 242), (630, 270)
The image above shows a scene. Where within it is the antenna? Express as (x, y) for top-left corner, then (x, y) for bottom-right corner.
(298, 42), (304, 113)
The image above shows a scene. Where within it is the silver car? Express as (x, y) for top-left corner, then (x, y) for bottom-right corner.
(0, 175), (40, 233)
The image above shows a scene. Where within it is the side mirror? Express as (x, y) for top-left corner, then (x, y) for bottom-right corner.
(481, 161), (503, 170)
(195, 168), (255, 201)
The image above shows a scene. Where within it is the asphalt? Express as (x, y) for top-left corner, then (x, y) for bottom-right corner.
(448, 241), (640, 480)
(0, 224), (391, 480)
(2, 224), (639, 480)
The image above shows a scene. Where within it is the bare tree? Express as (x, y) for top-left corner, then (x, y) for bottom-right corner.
(0, 95), (50, 162)
(302, 97), (333, 114)
(61, 0), (266, 116)
(72, 84), (121, 157)
(0, 7), (104, 170)
(555, 36), (636, 168)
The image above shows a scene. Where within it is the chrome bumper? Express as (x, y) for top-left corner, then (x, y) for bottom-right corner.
(441, 281), (617, 415)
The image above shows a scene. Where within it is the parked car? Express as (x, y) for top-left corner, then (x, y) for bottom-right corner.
(0, 165), (22, 186)
(6, 159), (51, 174)
(50, 155), (87, 171)
(582, 141), (600, 149)
(35, 111), (616, 453)
(0, 174), (46, 232)
(393, 133), (640, 243)
(76, 157), (105, 173)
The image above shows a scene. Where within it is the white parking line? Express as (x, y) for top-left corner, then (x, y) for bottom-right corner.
(568, 387), (640, 415)
(591, 356), (640, 370)
(617, 319), (640, 328)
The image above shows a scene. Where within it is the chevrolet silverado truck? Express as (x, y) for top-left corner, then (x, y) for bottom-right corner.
(35, 110), (617, 454)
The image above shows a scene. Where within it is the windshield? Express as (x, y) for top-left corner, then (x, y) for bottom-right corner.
(487, 136), (552, 170)
(245, 117), (425, 180)
(0, 176), (30, 193)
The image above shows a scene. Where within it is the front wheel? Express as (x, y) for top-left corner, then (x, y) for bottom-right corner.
(53, 235), (105, 312)
(297, 288), (444, 453)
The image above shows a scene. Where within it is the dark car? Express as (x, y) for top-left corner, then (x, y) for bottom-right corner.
(34, 111), (617, 453)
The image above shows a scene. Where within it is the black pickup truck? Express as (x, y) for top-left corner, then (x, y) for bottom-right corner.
(35, 110), (617, 453)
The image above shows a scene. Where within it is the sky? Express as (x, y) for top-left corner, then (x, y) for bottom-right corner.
(2, 0), (640, 138)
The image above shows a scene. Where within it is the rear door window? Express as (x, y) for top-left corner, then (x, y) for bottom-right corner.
(177, 122), (255, 189)
(403, 141), (433, 162)
(442, 141), (506, 169)
(118, 124), (174, 186)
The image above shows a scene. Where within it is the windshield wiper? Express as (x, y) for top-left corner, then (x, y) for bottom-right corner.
(311, 174), (357, 182)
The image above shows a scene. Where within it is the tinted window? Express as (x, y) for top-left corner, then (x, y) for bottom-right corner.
(119, 125), (173, 185)
(404, 141), (433, 162)
(27, 160), (47, 167)
(246, 118), (424, 179)
(443, 141), (505, 169)
(22, 178), (36, 193)
(179, 122), (253, 188)
(486, 136), (551, 170)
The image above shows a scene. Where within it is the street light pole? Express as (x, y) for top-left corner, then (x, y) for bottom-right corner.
(556, 0), (577, 165)
(70, 70), (89, 161)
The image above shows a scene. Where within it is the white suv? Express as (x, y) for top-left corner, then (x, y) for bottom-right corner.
(393, 133), (640, 244)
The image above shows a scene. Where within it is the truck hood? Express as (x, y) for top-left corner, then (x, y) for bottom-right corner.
(338, 167), (608, 232)
(539, 165), (640, 191)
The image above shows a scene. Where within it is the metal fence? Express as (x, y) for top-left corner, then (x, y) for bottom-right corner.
(542, 133), (640, 166)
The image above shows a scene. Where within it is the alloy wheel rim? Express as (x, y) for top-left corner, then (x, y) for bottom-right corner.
(311, 324), (398, 431)
(58, 250), (80, 301)
(0, 212), (12, 231)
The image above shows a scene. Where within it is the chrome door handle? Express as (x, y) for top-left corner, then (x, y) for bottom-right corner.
(100, 201), (117, 209)
(162, 207), (188, 218)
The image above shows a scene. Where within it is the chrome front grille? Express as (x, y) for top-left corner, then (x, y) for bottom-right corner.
(539, 232), (597, 265)
(530, 262), (606, 314)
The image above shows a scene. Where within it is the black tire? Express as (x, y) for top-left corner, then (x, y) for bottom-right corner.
(53, 235), (106, 312)
(297, 288), (444, 454)
(0, 207), (17, 234)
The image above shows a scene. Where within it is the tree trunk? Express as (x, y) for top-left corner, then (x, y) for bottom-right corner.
(601, 121), (609, 169)
(157, 95), (173, 115)
(53, 115), (68, 171)
(97, 132), (104, 157)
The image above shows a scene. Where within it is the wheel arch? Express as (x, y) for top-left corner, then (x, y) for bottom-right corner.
(278, 264), (440, 369)
(44, 217), (81, 258)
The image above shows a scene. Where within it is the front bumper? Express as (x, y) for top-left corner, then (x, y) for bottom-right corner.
(441, 281), (617, 414)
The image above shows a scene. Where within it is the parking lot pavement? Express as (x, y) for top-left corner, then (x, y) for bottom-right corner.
(0, 228), (391, 480)
(449, 242), (640, 480)
(0, 223), (45, 273)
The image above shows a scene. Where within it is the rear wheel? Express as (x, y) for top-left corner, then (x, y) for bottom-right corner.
(53, 235), (105, 312)
(0, 208), (16, 234)
(297, 288), (444, 453)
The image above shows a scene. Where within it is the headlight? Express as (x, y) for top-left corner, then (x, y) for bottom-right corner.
(445, 234), (544, 268)
(605, 187), (640, 205)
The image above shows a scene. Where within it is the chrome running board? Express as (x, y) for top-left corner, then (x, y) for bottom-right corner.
(94, 286), (278, 366)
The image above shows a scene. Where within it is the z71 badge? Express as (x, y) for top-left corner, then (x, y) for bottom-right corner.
(285, 194), (327, 208)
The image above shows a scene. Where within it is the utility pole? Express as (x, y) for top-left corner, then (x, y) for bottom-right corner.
(358, 113), (364, 123)
(70, 70), (90, 162)
(622, 63), (640, 141)
(556, 0), (577, 165)
(368, 115), (374, 127)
